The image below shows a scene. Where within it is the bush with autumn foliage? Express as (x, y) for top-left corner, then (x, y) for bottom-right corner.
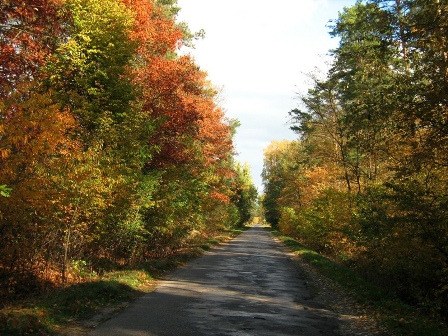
(0, 0), (256, 299)
(262, 0), (448, 323)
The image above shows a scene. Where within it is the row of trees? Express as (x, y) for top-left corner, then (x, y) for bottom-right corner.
(0, 0), (257, 298)
(263, 0), (447, 321)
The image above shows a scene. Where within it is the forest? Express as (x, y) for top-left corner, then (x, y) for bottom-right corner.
(262, 0), (448, 323)
(2, 0), (448, 331)
(0, 0), (257, 300)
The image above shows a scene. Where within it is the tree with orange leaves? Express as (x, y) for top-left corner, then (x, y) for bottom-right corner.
(0, 0), (245, 297)
(0, 0), (64, 94)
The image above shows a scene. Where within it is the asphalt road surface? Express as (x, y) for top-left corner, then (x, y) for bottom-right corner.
(88, 225), (340, 335)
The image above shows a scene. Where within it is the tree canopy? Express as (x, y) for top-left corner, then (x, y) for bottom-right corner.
(263, 0), (448, 323)
(0, 0), (256, 298)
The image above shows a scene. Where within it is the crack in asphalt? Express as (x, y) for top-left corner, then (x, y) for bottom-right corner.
(88, 225), (340, 336)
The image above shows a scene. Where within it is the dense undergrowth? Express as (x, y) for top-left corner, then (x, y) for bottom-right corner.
(271, 229), (448, 336)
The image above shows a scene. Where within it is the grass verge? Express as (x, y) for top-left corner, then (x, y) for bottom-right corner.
(270, 229), (448, 336)
(0, 227), (246, 335)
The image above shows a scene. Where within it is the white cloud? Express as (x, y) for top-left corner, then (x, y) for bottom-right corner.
(176, 0), (357, 191)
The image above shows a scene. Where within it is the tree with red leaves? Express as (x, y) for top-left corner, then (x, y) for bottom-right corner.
(0, 0), (64, 94)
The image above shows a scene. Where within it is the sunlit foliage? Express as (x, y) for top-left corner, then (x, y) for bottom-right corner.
(263, 0), (448, 322)
(0, 0), (255, 299)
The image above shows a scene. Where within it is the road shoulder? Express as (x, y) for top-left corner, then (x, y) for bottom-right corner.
(269, 230), (391, 336)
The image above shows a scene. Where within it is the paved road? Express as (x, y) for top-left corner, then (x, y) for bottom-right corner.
(89, 225), (339, 335)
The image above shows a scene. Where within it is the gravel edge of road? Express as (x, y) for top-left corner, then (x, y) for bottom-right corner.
(61, 228), (393, 336)
(271, 233), (393, 336)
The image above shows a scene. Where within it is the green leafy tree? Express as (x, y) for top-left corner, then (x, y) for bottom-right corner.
(232, 163), (258, 227)
(261, 141), (291, 228)
(286, 0), (448, 319)
(50, 0), (136, 138)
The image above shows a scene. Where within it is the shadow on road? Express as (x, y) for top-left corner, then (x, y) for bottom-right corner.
(89, 226), (340, 336)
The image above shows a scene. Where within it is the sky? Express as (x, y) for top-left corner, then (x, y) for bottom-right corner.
(176, 0), (358, 192)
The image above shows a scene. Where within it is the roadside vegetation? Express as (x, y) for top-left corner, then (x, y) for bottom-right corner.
(0, 228), (246, 335)
(262, 0), (448, 329)
(2, 0), (447, 334)
(0, 0), (258, 334)
(271, 230), (448, 336)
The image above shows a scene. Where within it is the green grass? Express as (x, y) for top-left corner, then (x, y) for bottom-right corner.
(0, 227), (246, 335)
(270, 229), (448, 336)
(0, 273), (148, 335)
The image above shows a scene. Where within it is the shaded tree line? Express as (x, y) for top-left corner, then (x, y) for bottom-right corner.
(262, 0), (448, 322)
(0, 0), (257, 298)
